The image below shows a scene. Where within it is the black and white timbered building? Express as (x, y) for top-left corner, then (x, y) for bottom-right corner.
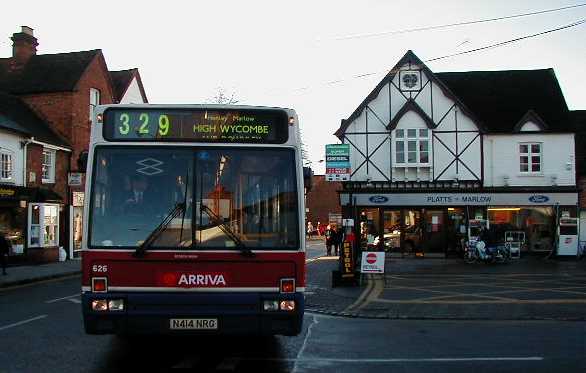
(335, 51), (578, 256)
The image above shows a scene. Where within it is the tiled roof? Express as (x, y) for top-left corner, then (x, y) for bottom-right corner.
(109, 69), (135, 102)
(0, 92), (70, 147)
(337, 51), (571, 136)
(0, 50), (99, 94)
(436, 69), (571, 133)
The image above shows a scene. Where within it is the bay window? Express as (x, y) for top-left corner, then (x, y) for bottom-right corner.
(394, 128), (430, 166)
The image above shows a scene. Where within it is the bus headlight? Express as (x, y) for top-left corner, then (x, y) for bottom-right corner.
(91, 299), (108, 311)
(108, 299), (125, 311)
(263, 300), (279, 311)
(280, 300), (295, 311)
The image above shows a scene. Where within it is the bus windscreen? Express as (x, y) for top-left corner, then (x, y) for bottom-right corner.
(88, 147), (299, 250)
(102, 108), (289, 143)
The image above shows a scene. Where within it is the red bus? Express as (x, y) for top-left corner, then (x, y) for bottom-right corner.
(82, 105), (305, 336)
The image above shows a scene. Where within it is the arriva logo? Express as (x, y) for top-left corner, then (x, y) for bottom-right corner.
(178, 274), (227, 286)
(528, 195), (550, 203)
(369, 195), (389, 203)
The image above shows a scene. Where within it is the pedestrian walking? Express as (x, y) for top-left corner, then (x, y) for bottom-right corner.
(325, 224), (334, 256)
(316, 222), (322, 237)
(0, 230), (11, 276)
(306, 221), (314, 239)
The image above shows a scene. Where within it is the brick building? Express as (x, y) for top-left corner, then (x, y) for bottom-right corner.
(0, 26), (147, 262)
(305, 175), (342, 231)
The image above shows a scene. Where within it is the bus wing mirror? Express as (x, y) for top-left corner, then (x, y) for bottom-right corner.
(303, 167), (313, 191)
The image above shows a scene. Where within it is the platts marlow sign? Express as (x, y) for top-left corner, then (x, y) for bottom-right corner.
(340, 192), (577, 206)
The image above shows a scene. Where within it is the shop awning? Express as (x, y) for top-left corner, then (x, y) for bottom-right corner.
(0, 185), (36, 201)
(0, 185), (63, 203)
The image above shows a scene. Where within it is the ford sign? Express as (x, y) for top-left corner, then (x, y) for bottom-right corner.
(369, 195), (389, 203)
(528, 195), (550, 203)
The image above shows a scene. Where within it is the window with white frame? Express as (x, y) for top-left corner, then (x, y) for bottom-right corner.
(0, 150), (13, 181)
(42, 148), (55, 183)
(89, 88), (100, 121)
(519, 143), (542, 173)
(28, 203), (59, 247)
(394, 128), (430, 165)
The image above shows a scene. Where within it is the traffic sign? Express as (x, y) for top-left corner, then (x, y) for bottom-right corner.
(360, 252), (385, 274)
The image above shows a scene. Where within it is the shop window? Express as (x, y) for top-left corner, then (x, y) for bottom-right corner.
(0, 205), (26, 254)
(519, 143), (542, 173)
(394, 128), (430, 166)
(0, 150), (13, 182)
(28, 203), (59, 247)
(42, 149), (55, 183)
(89, 88), (100, 121)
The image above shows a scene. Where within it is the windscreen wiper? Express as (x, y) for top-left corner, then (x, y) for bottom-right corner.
(133, 202), (186, 258)
(200, 204), (255, 258)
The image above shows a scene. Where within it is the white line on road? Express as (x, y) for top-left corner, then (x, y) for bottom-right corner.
(67, 298), (82, 304)
(0, 315), (48, 331)
(45, 293), (81, 304)
(292, 314), (319, 373)
(243, 356), (544, 363)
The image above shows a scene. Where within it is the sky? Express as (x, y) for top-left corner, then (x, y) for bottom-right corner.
(1, 1), (585, 174)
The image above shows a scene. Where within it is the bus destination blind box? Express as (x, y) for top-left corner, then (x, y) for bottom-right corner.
(103, 108), (289, 144)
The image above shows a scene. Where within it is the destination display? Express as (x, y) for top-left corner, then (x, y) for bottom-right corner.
(102, 108), (289, 143)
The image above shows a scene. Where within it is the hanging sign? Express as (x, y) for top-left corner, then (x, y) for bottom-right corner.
(325, 144), (350, 181)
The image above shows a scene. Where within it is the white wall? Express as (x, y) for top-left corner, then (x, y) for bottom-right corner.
(118, 78), (146, 104)
(343, 59), (481, 183)
(484, 133), (575, 187)
(0, 129), (25, 186)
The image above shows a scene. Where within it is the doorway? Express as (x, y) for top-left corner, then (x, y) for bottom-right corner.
(382, 209), (423, 255)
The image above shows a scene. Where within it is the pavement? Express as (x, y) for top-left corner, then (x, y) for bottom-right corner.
(304, 246), (586, 321)
(2, 242), (586, 321)
(0, 259), (81, 288)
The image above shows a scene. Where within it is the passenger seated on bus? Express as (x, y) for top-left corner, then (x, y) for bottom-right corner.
(122, 174), (154, 215)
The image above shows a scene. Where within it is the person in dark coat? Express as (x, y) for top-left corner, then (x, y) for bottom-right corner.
(0, 231), (11, 275)
(324, 225), (334, 256)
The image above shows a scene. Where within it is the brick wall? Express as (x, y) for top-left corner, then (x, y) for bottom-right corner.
(21, 55), (114, 172)
(306, 175), (341, 226)
(26, 143), (69, 200)
(70, 55), (114, 171)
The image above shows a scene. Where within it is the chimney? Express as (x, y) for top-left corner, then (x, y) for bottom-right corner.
(11, 26), (38, 66)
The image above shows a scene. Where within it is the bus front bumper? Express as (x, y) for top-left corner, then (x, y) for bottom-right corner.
(82, 292), (304, 336)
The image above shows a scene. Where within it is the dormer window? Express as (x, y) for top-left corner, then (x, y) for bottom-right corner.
(394, 128), (430, 166)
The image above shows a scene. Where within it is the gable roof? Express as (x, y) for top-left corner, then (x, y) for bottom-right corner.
(336, 50), (483, 138)
(387, 99), (435, 130)
(436, 69), (570, 133)
(336, 51), (572, 137)
(0, 92), (70, 147)
(0, 50), (99, 94)
(109, 68), (148, 103)
(512, 110), (549, 132)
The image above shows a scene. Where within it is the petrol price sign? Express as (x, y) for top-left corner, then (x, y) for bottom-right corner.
(325, 144), (350, 181)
